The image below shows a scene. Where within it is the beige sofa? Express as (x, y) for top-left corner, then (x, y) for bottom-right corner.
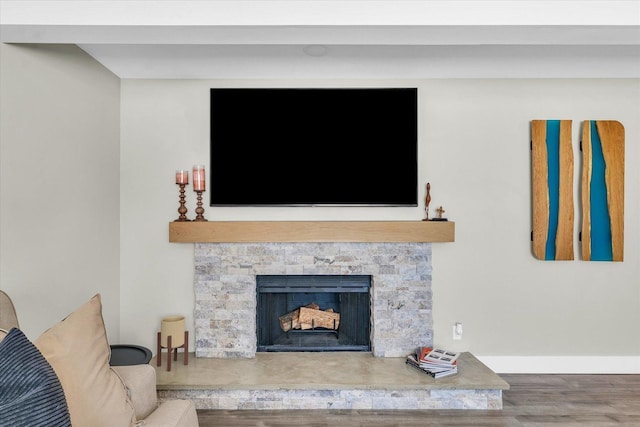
(0, 291), (199, 427)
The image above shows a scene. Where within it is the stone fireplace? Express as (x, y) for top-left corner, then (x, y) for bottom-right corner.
(163, 226), (507, 411)
(194, 242), (433, 358)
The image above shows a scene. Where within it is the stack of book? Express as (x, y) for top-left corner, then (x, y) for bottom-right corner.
(406, 347), (460, 379)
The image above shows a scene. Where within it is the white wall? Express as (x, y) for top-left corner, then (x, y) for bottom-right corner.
(2, 43), (638, 372)
(0, 43), (121, 342)
(425, 80), (640, 372)
(120, 78), (640, 372)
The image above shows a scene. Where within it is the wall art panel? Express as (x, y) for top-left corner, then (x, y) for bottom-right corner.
(581, 120), (625, 262)
(531, 120), (574, 261)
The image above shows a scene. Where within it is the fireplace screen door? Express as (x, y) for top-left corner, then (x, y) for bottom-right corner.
(256, 275), (371, 352)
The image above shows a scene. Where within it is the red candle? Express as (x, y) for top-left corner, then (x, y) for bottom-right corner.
(193, 165), (206, 191)
(175, 170), (189, 185)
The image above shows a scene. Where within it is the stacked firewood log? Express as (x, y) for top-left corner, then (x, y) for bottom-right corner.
(279, 302), (340, 332)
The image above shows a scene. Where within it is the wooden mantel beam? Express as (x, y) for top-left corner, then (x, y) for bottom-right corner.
(169, 221), (454, 243)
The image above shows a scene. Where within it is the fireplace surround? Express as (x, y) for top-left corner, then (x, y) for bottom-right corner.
(161, 222), (509, 412)
(194, 241), (433, 358)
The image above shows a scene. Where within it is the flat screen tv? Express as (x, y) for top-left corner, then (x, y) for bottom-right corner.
(209, 88), (418, 206)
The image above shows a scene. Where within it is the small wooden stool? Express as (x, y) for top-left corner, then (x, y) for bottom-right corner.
(156, 331), (188, 371)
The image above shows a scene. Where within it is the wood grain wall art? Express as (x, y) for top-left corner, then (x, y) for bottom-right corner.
(581, 120), (625, 262)
(531, 120), (574, 260)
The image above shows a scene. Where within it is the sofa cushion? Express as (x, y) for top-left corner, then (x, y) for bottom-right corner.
(0, 327), (71, 427)
(34, 294), (136, 427)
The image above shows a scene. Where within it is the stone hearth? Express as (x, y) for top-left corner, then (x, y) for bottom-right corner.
(194, 242), (433, 358)
(156, 352), (509, 410)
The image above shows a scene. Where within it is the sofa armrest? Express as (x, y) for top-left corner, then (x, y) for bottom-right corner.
(112, 364), (158, 420)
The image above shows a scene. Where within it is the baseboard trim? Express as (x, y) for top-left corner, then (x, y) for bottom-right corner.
(476, 355), (640, 374)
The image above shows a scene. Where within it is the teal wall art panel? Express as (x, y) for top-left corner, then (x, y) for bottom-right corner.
(581, 120), (625, 262)
(531, 120), (574, 261)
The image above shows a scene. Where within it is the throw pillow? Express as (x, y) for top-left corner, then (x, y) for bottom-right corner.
(34, 294), (135, 427)
(0, 327), (71, 427)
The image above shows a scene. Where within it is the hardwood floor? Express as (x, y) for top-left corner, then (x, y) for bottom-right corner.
(196, 374), (640, 426)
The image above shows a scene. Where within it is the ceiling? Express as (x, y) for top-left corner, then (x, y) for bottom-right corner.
(1, 1), (639, 79)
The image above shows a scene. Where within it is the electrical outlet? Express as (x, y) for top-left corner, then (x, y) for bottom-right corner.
(453, 322), (463, 340)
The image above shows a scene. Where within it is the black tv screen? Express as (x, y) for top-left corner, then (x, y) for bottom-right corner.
(210, 88), (418, 206)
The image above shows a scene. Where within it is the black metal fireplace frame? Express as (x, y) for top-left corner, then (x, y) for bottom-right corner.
(256, 275), (371, 352)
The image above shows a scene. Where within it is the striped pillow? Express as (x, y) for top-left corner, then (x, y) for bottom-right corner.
(0, 328), (71, 427)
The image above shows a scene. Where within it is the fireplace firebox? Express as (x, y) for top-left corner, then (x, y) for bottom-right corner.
(256, 275), (371, 352)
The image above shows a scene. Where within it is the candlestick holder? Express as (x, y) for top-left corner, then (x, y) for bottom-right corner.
(174, 184), (191, 222)
(194, 190), (208, 222)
